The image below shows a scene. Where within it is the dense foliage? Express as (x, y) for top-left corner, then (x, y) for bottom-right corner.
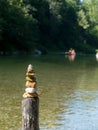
(0, 0), (98, 54)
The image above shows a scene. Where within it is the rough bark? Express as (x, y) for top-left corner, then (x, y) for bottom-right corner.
(22, 97), (39, 130)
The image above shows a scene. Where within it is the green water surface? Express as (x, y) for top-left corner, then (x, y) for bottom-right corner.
(0, 55), (98, 130)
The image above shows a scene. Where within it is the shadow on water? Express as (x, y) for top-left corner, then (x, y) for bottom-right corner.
(0, 54), (98, 130)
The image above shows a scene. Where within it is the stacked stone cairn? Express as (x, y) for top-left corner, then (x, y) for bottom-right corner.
(23, 64), (38, 98)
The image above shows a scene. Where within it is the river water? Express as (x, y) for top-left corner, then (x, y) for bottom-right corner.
(0, 54), (98, 130)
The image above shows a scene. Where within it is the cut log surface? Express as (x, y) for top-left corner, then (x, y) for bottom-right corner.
(22, 97), (39, 130)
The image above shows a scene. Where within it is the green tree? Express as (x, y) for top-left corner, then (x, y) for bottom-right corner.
(0, 0), (39, 53)
(78, 0), (98, 50)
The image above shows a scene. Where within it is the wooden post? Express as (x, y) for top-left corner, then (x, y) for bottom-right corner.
(22, 97), (39, 130)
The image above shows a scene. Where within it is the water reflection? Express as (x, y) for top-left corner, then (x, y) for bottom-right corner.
(65, 54), (76, 61)
(96, 52), (98, 61)
(60, 90), (98, 130)
(39, 55), (98, 130)
(0, 55), (98, 130)
(68, 54), (76, 61)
